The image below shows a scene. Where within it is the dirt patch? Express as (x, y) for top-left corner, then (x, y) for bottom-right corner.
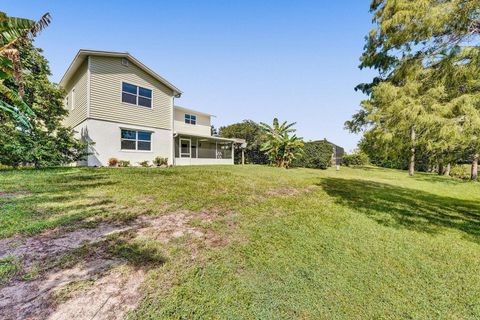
(47, 267), (145, 320)
(0, 258), (119, 320)
(265, 186), (316, 197)
(0, 209), (235, 320)
(0, 191), (32, 198)
(0, 222), (132, 270)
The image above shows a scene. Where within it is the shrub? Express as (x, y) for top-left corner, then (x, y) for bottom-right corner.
(343, 153), (369, 166)
(153, 157), (168, 167)
(293, 140), (332, 169)
(118, 160), (130, 167)
(138, 160), (150, 167)
(108, 157), (119, 167)
(450, 164), (470, 179)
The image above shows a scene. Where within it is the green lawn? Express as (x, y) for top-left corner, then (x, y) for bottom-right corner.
(1, 165), (480, 318)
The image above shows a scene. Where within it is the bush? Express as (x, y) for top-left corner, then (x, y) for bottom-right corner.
(343, 153), (369, 166)
(118, 160), (130, 167)
(108, 157), (119, 167)
(293, 140), (332, 169)
(153, 157), (168, 167)
(138, 160), (150, 167)
(450, 164), (470, 179)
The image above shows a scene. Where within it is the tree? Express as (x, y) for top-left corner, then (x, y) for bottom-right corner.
(219, 120), (268, 164)
(260, 118), (304, 169)
(0, 40), (88, 167)
(348, 0), (480, 179)
(0, 11), (51, 127)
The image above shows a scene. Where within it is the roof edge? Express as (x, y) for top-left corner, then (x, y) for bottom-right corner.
(59, 49), (182, 97)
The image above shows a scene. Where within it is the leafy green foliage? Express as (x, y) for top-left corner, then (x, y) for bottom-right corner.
(293, 140), (332, 169)
(348, 0), (480, 179)
(118, 160), (131, 167)
(153, 156), (168, 166)
(260, 118), (304, 168)
(450, 164), (471, 180)
(0, 11), (51, 128)
(138, 160), (151, 167)
(219, 120), (268, 164)
(0, 41), (88, 167)
(342, 153), (369, 167)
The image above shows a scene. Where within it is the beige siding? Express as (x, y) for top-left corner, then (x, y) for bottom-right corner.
(89, 56), (173, 129)
(174, 109), (211, 136)
(63, 60), (88, 128)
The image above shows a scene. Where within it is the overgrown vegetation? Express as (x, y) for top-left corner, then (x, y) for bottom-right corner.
(260, 118), (304, 168)
(219, 120), (268, 164)
(293, 140), (332, 169)
(346, 0), (480, 179)
(342, 152), (369, 167)
(0, 11), (87, 168)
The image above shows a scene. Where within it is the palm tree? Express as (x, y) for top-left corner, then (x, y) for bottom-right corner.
(260, 118), (304, 168)
(0, 11), (51, 128)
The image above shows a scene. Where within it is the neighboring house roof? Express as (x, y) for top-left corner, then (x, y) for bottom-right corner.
(59, 49), (183, 97)
(174, 105), (215, 118)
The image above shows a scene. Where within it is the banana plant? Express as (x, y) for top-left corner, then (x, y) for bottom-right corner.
(260, 118), (304, 168)
(0, 11), (51, 128)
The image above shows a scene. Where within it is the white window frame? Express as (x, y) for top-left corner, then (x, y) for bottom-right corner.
(184, 114), (197, 125)
(121, 81), (153, 109)
(120, 129), (153, 152)
(179, 138), (191, 158)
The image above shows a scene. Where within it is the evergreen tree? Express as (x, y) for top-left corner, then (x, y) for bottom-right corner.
(348, 0), (480, 179)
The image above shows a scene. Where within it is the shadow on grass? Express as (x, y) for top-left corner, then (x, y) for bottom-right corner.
(0, 169), (121, 238)
(318, 178), (480, 243)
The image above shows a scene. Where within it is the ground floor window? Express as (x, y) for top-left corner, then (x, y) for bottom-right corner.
(121, 129), (152, 151)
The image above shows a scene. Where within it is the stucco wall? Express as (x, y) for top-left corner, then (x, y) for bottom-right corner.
(73, 119), (173, 166)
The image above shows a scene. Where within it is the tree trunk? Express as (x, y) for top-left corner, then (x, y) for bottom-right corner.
(471, 154), (479, 181)
(408, 126), (416, 176)
(438, 161), (444, 176)
(444, 163), (451, 177)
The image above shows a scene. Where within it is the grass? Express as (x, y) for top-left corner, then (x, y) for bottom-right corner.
(1, 165), (480, 318)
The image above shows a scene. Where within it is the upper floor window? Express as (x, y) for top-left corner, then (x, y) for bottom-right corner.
(122, 82), (152, 108)
(185, 114), (196, 125)
(121, 129), (152, 151)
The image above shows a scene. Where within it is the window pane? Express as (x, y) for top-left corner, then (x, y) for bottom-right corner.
(138, 96), (152, 108)
(121, 140), (136, 150)
(122, 92), (137, 104)
(191, 119), (196, 125)
(138, 87), (152, 98)
(191, 115), (196, 121)
(138, 131), (151, 141)
(138, 141), (151, 151)
(122, 82), (137, 94)
(121, 130), (137, 139)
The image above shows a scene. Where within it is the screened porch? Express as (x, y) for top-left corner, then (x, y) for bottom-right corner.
(174, 135), (234, 165)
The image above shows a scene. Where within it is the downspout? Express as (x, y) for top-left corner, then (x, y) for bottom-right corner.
(172, 95), (176, 166)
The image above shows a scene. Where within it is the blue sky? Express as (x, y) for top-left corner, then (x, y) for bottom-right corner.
(5, 1), (376, 151)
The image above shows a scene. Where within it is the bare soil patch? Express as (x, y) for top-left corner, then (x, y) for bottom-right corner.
(0, 191), (32, 198)
(0, 208), (235, 320)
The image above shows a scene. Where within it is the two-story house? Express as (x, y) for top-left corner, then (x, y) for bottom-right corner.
(60, 49), (237, 166)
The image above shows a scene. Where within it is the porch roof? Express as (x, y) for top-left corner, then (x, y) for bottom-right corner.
(175, 132), (239, 143)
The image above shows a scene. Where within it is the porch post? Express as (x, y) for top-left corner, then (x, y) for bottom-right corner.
(241, 147), (245, 165)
